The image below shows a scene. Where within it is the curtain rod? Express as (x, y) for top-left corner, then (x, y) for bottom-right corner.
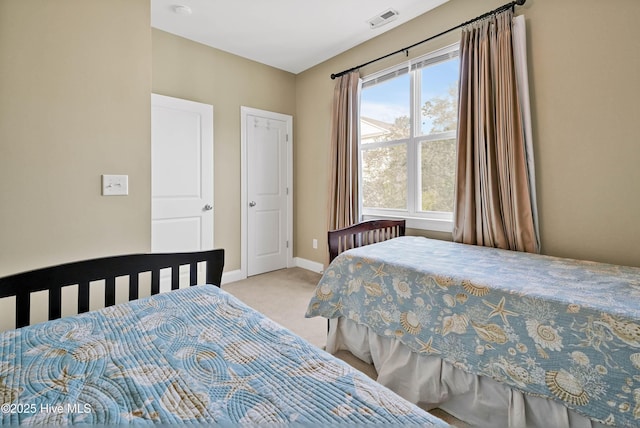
(330, 0), (526, 80)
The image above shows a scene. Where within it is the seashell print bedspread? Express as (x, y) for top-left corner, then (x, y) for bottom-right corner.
(0, 284), (448, 426)
(306, 236), (640, 427)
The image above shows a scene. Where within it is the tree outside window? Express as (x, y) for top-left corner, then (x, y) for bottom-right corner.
(360, 45), (459, 230)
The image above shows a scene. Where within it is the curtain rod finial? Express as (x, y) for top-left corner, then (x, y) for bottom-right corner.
(515, 0), (526, 5)
(330, 73), (337, 80)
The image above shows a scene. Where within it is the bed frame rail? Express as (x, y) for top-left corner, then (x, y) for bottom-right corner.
(0, 249), (225, 328)
(328, 219), (405, 262)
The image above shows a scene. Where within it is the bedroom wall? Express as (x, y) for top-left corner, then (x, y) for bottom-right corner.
(295, 0), (640, 268)
(0, 0), (151, 276)
(2, 0), (638, 278)
(151, 29), (296, 272)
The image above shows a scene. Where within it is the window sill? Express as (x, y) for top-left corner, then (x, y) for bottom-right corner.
(361, 214), (453, 233)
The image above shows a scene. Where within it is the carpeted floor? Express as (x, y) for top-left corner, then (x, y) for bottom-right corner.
(223, 267), (468, 427)
(223, 267), (327, 348)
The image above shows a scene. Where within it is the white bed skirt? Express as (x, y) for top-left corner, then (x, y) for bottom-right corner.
(328, 318), (606, 428)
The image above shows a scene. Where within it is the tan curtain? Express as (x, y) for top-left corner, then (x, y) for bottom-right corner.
(453, 10), (538, 253)
(327, 71), (361, 231)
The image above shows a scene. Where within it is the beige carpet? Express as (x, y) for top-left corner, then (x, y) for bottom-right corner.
(223, 267), (327, 349)
(223, 267), (467, 427)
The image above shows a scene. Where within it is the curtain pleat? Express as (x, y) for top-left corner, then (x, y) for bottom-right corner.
(453, 10), (538, 253)
(328, 71), (361, 232)
(512, 15), (540, 252)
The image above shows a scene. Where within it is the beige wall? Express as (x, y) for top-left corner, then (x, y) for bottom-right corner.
(1, 0), (639, 278)
(151, 29), (296, 271)
(0, 0), (151, 276)
(295, 0), (640, 268)
(0, 3), (296, 276)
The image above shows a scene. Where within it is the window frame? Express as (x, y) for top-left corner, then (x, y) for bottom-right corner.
(359, 43), (459, 232)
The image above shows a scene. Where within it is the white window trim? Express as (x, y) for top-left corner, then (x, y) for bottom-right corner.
(359, 43), (458, 233)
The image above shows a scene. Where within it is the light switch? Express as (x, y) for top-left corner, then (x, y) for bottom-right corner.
(102, 174), (129, 196)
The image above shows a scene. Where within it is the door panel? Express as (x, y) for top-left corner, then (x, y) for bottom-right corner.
(151, 218), (202, 252)
(152, 108), (202, 198)
(255, 210), (281, 254)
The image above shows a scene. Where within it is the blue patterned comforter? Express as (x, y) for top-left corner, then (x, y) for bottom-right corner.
(306, 236), (640, 427)
(0, 284), (447, 426)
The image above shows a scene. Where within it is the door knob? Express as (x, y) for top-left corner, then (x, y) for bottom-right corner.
(249, 201), (257, 207)
(203, 204), (213, 211)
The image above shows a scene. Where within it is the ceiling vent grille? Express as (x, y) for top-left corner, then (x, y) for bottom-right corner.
(368, 9), (399, 29)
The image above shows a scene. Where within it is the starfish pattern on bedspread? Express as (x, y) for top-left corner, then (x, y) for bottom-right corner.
(306, 236), (640, 427)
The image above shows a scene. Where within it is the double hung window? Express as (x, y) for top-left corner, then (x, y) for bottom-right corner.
(359, 44), (459, 231)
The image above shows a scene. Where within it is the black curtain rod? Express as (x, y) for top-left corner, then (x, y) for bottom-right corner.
(330, 0), (526, 80)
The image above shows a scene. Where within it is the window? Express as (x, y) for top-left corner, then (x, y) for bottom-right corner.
(360, 44), (459, 231)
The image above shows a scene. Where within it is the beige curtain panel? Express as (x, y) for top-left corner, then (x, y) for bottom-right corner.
(327, 71), (361, 232)
(453, 10), (538, 253)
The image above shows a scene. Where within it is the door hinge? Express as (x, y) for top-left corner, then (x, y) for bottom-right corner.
(286, 240), (289, 248)
(286, 134), (289, 142)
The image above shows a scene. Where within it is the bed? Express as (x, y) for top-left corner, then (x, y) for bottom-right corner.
(0, 249), (448, 426)
(307, 221), (640, 428)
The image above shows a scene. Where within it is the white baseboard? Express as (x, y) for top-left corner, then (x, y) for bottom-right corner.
(221, 269), (244, 285)
(221, 258), (324, 286)
(293, 257), (324, 274)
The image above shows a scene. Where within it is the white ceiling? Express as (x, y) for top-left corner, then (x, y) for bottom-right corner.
(151, 0), (449, 74)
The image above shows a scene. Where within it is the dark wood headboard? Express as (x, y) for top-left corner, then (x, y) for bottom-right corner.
(328, 219), (405, 262)
(0, 249), (224, 328)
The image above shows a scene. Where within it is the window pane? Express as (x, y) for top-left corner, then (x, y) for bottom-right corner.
(362, 144), (407, 209)
(361, 74), (410, 144)
(420, 139), (455, 212)
(419, 58), (459, 135)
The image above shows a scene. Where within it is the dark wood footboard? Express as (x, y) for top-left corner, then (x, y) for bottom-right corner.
(0, 249), (224, 328)
(328, 219), (405, 262)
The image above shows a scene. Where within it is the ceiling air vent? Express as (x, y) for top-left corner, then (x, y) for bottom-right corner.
(368, 9), (399, 29)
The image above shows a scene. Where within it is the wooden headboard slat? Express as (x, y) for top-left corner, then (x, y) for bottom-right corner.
(151, 270), (160, 296)
(105, 277), (116, 307)
(16, 294), (29, 329)
(49, 287), (62, 321)
(0, 249), (225, 328)
(328, 219), (406, 262)
(78, 281), (90, 314)
(190, 263), (198, 286)
(129, 274), (139, 302)
(171, 264), (180, 290)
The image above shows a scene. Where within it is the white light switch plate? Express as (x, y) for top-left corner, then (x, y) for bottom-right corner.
(102, 174), (129, 196)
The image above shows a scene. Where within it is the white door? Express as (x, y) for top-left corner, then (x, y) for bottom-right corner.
(151, 94), (214, 255)
(242, 107), (292, 276)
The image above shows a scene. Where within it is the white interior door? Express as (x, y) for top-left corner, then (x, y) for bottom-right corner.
(243, 108), (292, 277)
(151, 94), (214, 259)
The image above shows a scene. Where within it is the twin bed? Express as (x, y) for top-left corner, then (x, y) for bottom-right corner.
(0, 249), (448, 426)
(307, 220), (640, 427)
